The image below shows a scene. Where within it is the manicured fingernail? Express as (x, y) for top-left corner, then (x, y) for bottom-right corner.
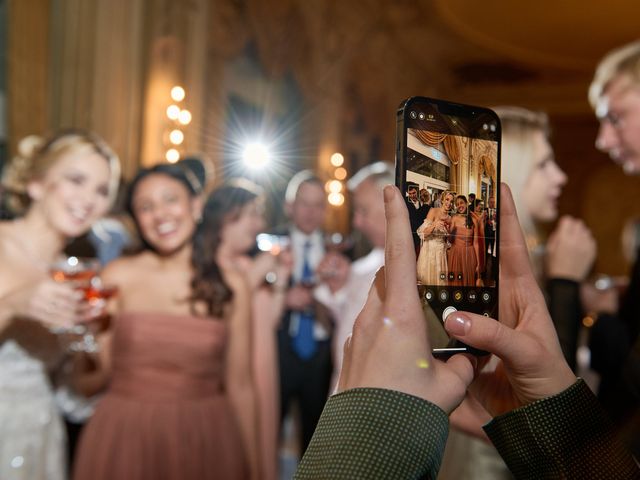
(445, 314), (471, 336)
(383, 185), (394, 203)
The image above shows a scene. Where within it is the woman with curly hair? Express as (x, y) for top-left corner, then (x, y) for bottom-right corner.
(73, 164), (260, 480)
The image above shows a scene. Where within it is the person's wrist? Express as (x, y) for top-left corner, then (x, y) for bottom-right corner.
(546, 268), (584, 282)
(519, 363), (577, 407)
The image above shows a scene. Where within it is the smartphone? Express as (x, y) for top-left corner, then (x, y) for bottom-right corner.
(256, 233), (291, 255)
(395, 97), (501, 356)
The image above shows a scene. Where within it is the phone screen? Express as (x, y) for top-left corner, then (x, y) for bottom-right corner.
(395, 97), (501, 356)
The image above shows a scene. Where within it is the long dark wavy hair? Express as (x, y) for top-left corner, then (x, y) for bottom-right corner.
(455, 195), (473, 229)
(190, 181), (263, 318)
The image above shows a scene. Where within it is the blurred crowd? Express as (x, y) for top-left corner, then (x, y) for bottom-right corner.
(0, 40), (639, 480)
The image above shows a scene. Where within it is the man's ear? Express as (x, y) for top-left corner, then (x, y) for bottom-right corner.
(26, 179), (45, 202)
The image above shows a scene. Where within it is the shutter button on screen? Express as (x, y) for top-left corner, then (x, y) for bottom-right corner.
(442, 306), (457, 323)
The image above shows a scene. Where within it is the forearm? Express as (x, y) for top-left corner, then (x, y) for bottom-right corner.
(484, 379), (639, 479)
(228, 380), (260, 479)
(0, 289), (27, 333)
(296, 388), (449, 480)
(0, 309), (15, 335)
(72, 364), (109, 397)
(71, 333), (112, 397)
(419, 223), (436, 238)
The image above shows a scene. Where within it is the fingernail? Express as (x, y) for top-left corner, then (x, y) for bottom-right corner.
(445, 314), (471, 336)
(383, 185), (394, 203)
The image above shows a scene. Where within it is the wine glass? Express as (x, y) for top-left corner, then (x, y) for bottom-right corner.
(50, 256), (100, 284)
(49, 256), (115, 351)
(49, 256), (100, 335)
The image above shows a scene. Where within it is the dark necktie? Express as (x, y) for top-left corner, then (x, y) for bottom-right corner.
(292, 240), (317, 359)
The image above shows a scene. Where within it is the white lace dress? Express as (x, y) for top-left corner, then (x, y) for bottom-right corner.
(0, 340), (66, 480)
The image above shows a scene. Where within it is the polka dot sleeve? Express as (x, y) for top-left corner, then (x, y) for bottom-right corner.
(295, 388), (449, 480)
(484, 379), (640, 479)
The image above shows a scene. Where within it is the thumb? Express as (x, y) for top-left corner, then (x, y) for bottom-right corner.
(445, 353), (476, 389)
(444, 312), (521, 364)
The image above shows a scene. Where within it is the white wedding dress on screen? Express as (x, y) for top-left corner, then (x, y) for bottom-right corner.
(0, 340), (66, 480)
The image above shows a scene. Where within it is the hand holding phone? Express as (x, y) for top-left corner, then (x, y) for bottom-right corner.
(395, 97), (501, 356)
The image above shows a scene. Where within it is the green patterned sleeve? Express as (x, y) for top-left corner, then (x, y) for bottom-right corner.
(484, 379), (640, 479)
(295, 388), (449, 480)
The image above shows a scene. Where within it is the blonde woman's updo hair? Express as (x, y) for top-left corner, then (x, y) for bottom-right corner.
(493, 106), (550, 240)
(441, 189), (454, 204)
(2, 129), (121, 214)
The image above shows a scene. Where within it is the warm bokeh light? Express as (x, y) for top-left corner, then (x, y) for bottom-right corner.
(328, 192), (344, 206)
(166, 148), (180, 163)
(171, 86), (186, 102)
(166, 105), (180, 120)
(330, 152), (344, 167)
(582, 316), (595, 328)
(243, 143), (271, 169)
(334, 167), (347, 180)
(178, 109), (192, 125)
(328, 180), (343, 193)
(169, 129), (184, 145)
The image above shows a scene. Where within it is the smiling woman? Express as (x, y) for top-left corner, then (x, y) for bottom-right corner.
(0, 130), (120, 480)
(72, 163), (260, 480)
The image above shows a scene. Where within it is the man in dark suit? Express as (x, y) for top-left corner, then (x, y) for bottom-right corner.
(405, 184), (429, 251)
(295, 184), (639, 479)
(277, 170), (333, 455)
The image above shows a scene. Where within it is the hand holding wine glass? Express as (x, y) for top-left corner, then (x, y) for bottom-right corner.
(49, 256), (117, 350)
(16, 278), (84, 328)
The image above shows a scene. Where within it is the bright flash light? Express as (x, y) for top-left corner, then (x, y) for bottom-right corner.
(330, 153), (344, 167)
(243, 143), (271, 169)
(167, 105), (180, 120)
(335, 167), (347, 180)
(169, 129), (184, 145)
(328, 192), (344, 206)
(178, 109), (192, 125)
(171, 86), (185, 102)
(166, 148), (180, 163)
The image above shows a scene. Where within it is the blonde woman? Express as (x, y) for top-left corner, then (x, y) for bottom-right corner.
(440, 108), (597, 480)
(0, 131), (120, 480)
(496, 106), (596, 370)
(416, 190), (454, 285)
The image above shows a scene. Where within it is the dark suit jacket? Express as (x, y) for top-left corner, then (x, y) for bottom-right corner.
(406, 199), (429, 249)
(295, 380), (640, 479)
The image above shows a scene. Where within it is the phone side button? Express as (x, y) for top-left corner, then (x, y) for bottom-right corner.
(442, 306), (457, 323)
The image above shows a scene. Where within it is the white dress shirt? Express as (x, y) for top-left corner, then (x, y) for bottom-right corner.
(314, 247), (384, 390)
(289, 227), (330, 340)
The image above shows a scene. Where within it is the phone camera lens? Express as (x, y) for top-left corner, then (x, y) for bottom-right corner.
(418, 112), (425, 120)
(410, 111), (417, 119)
(482, 124), (489, 130)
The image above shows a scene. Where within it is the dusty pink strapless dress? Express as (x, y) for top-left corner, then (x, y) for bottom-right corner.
(73, 312), (248, 480)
